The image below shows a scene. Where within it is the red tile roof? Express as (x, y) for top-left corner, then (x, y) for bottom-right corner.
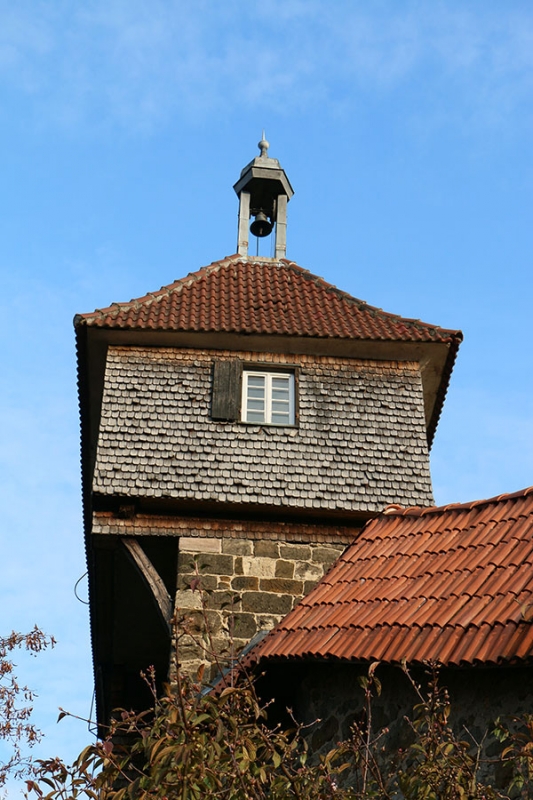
(75, 255), (461, 345)
(247, 487), (533, 667)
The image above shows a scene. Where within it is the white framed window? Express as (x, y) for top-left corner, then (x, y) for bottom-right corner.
(241, 371), (295, 426)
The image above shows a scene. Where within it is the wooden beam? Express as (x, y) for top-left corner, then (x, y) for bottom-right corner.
(122, 538), (172, 633)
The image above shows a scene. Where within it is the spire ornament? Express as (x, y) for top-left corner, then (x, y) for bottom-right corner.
(258, 130), (269, 157)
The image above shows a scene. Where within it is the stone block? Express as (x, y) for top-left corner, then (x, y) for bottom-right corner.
(303, 580), (319, 595)
(174, 609), (205, 635)
(312, 545), (345, 565)
(242, 556), (276, 578)
(177, 573), (217, 592)
(253, 541), (280, 558)
(180, 536), (221, 553)
(231, 576), (259, 591)
(275, 559), (295, 579)
(222, 539), (253, 556)
(174, 589), (202, 610)
(280, 544), (312, 560)
(192, 553), (234, 575)
(208, 590), (241, 611)
(175, 642), (205, 662)
(232, 639), (250, 657)
(228, 613), (258, 640)
(259, 578), (304, 595)
(178, 552), (198, 573)
(294, 561), (323, 582)
(209, 635), (234, 658)
(241, 592), (293, 615)
(257, 614), (282, 630)
(205, 610), (224, 635)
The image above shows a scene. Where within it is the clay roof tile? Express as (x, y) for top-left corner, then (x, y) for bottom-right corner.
(245, 486), (533, 669)
(76, 255), (461, 345)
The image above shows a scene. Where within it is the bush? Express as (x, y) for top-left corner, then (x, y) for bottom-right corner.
(26, 664), (347, 800)
(18, 588), (533, 799)
(26, 655), (533, 799)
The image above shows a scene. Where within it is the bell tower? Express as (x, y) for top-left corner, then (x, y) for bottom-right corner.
(233, 133), (294, 258)
(76, 139), (461, 727)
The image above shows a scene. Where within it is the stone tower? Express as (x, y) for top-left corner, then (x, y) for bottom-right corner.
(75, 139), (462, 726)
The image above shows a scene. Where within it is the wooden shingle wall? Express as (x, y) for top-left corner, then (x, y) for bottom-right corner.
(94, 346), (434, 512)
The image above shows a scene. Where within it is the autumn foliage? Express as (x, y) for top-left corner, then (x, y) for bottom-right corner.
(0, 628), (54, 790)
(20, 657), (533, 800)
(3, 618), (533, 799)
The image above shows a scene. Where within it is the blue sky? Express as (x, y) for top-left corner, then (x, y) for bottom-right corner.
(0, 0), (532, 791)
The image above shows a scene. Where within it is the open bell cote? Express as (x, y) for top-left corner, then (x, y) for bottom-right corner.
(233, 133), (294, 258)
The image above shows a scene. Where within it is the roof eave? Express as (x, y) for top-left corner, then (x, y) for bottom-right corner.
(426, 331), (463, 449)
(74, 321), (104, 725)
(76, 321), (459, 445)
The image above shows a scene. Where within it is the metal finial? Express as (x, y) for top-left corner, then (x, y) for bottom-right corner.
(258, 130), (269, 157)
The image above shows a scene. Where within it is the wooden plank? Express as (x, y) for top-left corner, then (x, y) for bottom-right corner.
(211, 360), (242, 420)
(122, 538), (172, 633)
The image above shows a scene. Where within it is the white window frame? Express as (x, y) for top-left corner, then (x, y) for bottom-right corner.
(241, 370), (295, 426)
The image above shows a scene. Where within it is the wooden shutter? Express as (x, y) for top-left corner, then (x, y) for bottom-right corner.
(211, 360), (242, 420)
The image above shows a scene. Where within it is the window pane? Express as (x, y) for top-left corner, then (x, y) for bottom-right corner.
(271, 380), (290, 424)
(246, 374), (265, 422)
(272, 377), (289, 389)
(271, 375), (292, 425)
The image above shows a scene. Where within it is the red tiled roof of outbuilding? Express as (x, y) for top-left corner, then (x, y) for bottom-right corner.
(75, 254), (461, 345)
(246, 487), (533, 668)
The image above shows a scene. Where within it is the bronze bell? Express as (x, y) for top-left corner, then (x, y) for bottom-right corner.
(250, 210), (273, 238)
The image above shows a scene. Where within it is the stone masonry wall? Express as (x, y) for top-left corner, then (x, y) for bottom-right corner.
(265, 662), (533, 791)
(92, 513), (354, 678)
(175, 535), (346, 677)
(94, 346), (434, 512)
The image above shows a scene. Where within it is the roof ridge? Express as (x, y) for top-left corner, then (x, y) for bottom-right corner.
(280, 258), (462, 337)
(378, 485), (533, 519)
(75, 255), (243, 322)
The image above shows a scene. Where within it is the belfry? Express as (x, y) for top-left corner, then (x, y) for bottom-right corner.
(234, 132), (294, 257)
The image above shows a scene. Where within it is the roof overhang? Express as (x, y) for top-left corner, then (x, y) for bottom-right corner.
(233, 158), (294, 201)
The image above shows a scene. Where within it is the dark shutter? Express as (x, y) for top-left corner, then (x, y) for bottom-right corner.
(211, 360), (242, 420)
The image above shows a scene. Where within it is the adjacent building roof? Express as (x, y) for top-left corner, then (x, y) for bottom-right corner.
(247, 487), (533, 668)
(76, 254), (461, 345)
